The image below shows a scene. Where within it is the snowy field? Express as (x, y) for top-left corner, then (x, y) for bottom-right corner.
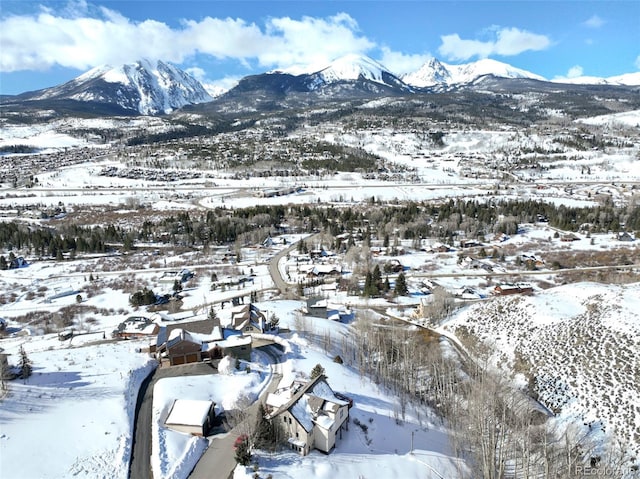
(0, 335), (155, 479)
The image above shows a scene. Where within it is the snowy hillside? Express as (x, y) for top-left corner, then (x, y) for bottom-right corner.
(552, 72), (640, 86)
(30, 59), (212, 115)
(441, 282), (640, 456)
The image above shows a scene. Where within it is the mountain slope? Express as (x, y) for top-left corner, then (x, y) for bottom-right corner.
(213, 54), (411, 111)
(25, 60), (212, 115)
(442, 282), (640, 457)
(307, 54), (410, 91)
(551, 72), (640, 86)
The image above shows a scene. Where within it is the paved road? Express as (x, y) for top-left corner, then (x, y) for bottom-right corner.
(188, 344), (284, 479)
(128, 362), (218, 479)
(267, 232), (321, 297)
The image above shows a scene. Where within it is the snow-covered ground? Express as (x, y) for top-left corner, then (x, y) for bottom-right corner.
(1, 111), (639, 477)
(577, 109), (640, 128)
(0, 261), (464, 479)
(0, 335), (155, 479)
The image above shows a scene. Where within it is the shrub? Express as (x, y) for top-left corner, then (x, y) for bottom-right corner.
(129, 288), (156, 307)
(234, 434), (252, 466)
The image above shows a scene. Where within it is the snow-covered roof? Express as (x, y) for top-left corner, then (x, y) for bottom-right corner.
(166, 329), (201, 348)
(266, 392), (290, 409)
(271, 375), (347, 433)
(165, 399), (214, 427)
(313, 414), (335, 431)
(308, 379), (348, 407)
(201, 334), (251, 351)
(290, 395), (314, 432)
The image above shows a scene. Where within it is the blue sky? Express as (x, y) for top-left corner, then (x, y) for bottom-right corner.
(1, 0), (638, 95)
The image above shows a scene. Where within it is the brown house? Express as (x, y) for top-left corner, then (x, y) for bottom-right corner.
(155, 326), (252, 365)
(493, 283), (533, 296)
(164, 329), (203, 366)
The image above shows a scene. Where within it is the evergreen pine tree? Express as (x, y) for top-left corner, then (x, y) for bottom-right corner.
(310, 363), (326, 380)
(394, 272), (408, 296)
(19, 345), (32, 380)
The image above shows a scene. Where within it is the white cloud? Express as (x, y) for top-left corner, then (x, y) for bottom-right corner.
(583, 15), (605, 28)
(438, 27), (551, 61)
(635, 55), (640, 70)
(0, 8), (374, 73)
(378, 47), (431, 75)
(552, 65), (587, 81)
(566, 65), (584, 78)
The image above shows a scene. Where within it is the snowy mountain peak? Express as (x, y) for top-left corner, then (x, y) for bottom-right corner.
(318, 54), (390, 82)
(551, 71), (640, 86)
(402, 57), (452, 88)
(403, 57), (545, 88)
(308, 53), (410, 91)
(448, 58), (546, 83)
(32, 59), (212, 115)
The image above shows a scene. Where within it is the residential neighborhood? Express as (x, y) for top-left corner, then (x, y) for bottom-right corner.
(1, 3), (639, 476)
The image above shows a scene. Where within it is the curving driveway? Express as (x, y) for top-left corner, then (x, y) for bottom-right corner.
(128, 362), (218, 479)
(187, 344), (283, 479)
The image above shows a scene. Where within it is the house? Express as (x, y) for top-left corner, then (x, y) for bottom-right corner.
(164, 399), (216, 436)
(203, 333), (252, 362)
(266, 375), (350, 455)
(229, 303), (268, 333)
(159, 269), (195, 284)
(112, 316), (159, 339)
(520, 254), (545, 269)
(300, 264), (342, 278)
(155, 324), (252, 365)
(306, 298), (354, 322)
(493, 283), (533, 296)
(561, 233), (580, 242)
(163, 328), (203, 365)
(430, 243), (452, 253)
(617, 232), (635, 242)
(9, 256), (28, 269)
(455, 286), (482, 300)
(262, 236), (274, 248)
(384, 259), (404, 273)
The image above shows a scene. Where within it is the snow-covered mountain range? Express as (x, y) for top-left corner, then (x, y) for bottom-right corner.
(402, 57), (546, 88)
(27, 59), (212, 115)
(7, 54), (639, 116)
